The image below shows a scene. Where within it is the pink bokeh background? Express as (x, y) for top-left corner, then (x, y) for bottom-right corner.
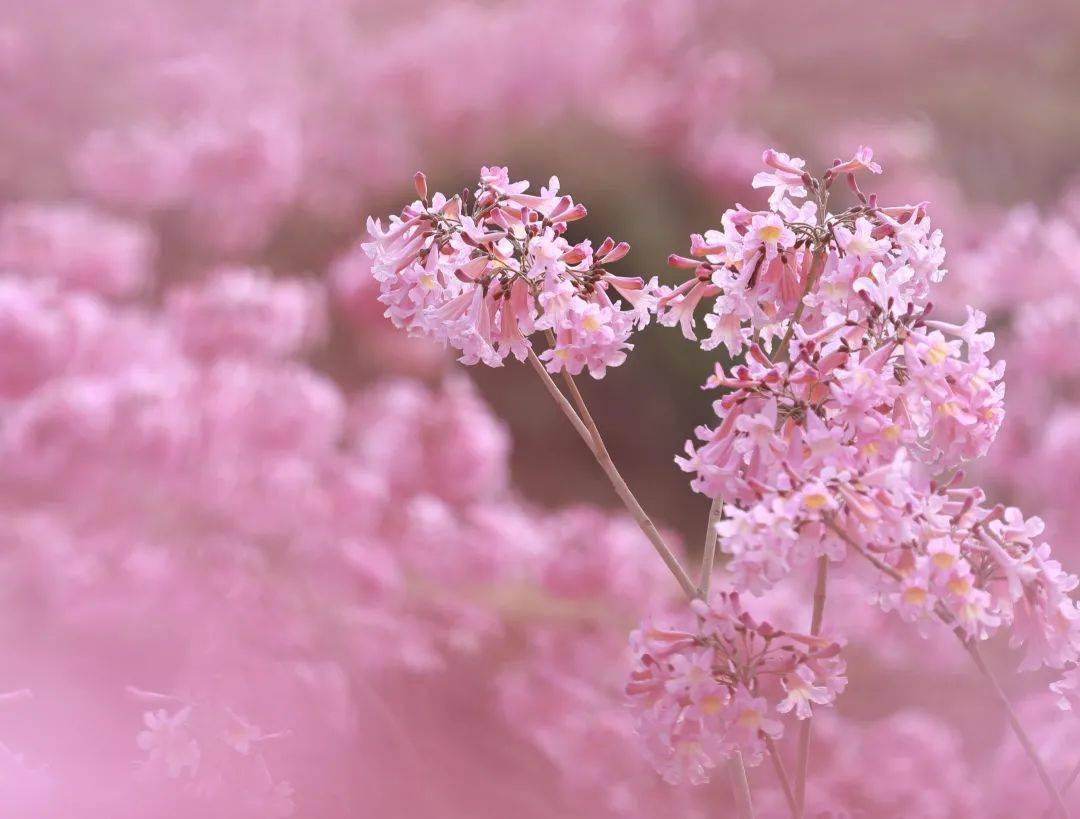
(1, 1), (1079, 816)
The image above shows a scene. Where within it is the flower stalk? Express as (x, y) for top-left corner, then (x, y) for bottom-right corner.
(794, 555), (829, 816)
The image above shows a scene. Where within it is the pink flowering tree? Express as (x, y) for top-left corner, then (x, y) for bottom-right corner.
(366, 149), (1080, 817)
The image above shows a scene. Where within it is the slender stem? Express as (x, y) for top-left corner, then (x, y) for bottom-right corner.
(525, 348), (699, 600)
(528, 347), (757, 807)
(555, 363), (604, 451)
(686, 250), (828, 811)
(1044, 760), (1080, 818)
(808, 556), (829, 634)
(526, 348), (594, 448)
(823, 518), (1069, 817)
(552, 359), (699, 599)
(527, 347), (754, 809)
(963, 639), (1069, 819)
(1063, 760), (1080, 797)
(793, 556), (828, 816)
(727, 752), (756, 819)
(765, 735), (799, 818)
(699, 497), (724, 596)
(700, 496), (751, 813)
(768, 250), (828, 817)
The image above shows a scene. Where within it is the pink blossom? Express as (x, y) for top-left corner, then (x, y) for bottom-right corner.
(752, 149), (809, 208)
(627, 592), (844, 784)
(365, 168), (653, 377)
(660, 149), (1075, 681)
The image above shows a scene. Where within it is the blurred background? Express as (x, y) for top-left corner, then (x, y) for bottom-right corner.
(0, 0), (1079, 816)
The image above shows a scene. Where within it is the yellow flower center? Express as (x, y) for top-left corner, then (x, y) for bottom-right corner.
(926, 342), (950, 366)
(937, 401), (959, 417)
(931, 552), (956, 571)
(738, 708), (762, 729)
(700, 695), (724, 716)
(947, 577), (972, 597)
(759, 225), (783, 243)
(902, 586), (928, 606)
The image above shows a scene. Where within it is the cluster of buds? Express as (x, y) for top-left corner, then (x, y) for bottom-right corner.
(363, 168), (656, 378)
(626, 592), (845, 785)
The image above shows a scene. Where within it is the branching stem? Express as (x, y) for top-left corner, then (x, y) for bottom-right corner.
(526, 346), (753, 814)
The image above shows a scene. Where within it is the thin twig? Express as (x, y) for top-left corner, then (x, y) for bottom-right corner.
(765, 735), (799, 818)
(550, 358), (699, 599)
(793, 555), (829, 816)
(1065, 760), (1080, 796)
(699, 497), (724, 596)
(526, 348), (593, 448)
(962, 639), (1069, 819)
(696, 248), (814, 603)
(526, 349), (699, 599)
(823, 517), (1070, 818)
(1044, 759), (1080, 818)
(556, 363), (604, 451)
(527, 346), (752, 807)
(727, 752), (756, 819)
(760, 249), (830, 817)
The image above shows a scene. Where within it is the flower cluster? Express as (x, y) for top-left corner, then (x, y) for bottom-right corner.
(626, 592), (845, 784)
(5, 0), (1080, 812)
(363, 168), (655, 377)
(627, 149), (1080, 786)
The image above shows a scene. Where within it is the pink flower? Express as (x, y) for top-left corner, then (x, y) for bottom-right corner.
(656, 149), (1078, 686)
(365, 168), (647, 376)
(749, 213), (796, 257)
(752, 149), (809, 208)
(825, 145), (883, 179)
(1051, 666), (1080, 711)
(627, 592), (844, 783)
(834, 217), (890, 260)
